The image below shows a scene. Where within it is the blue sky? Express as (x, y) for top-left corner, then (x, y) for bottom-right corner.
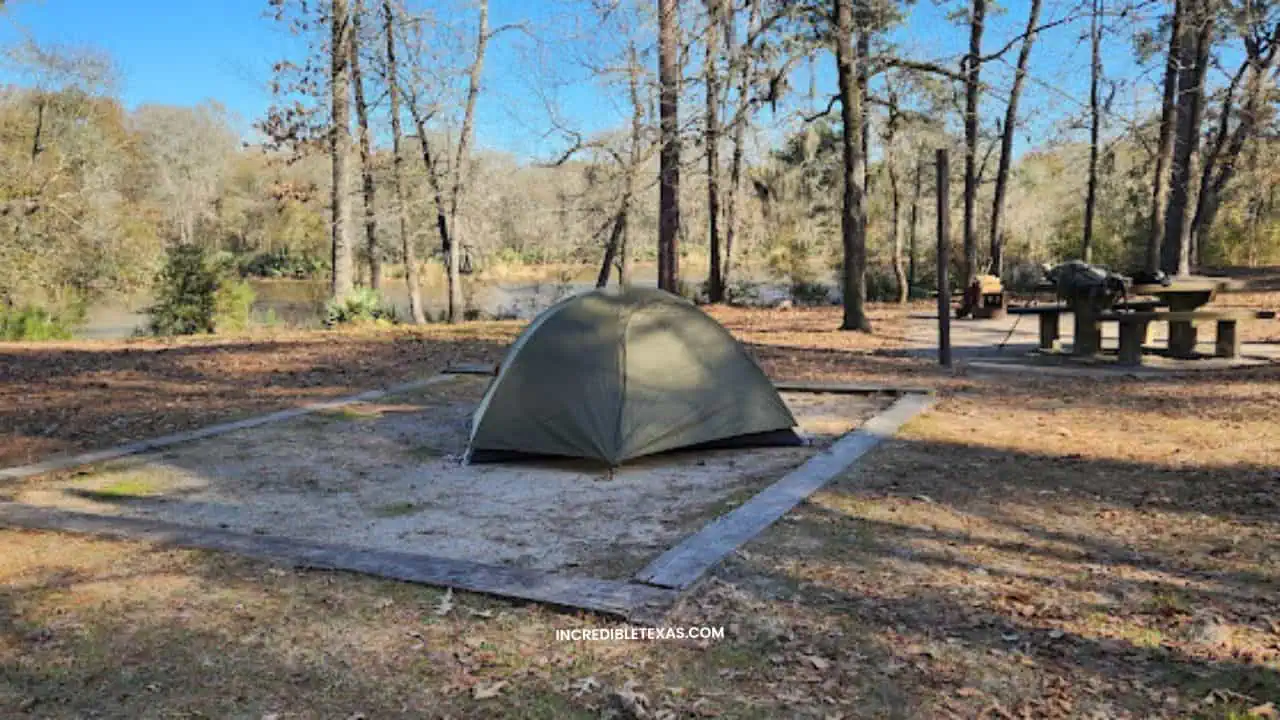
(0, 0), (1177, 161)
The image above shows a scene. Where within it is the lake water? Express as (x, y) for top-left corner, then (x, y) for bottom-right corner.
(76, 273), (798, 340)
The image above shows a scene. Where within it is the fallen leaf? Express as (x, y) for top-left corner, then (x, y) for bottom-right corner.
(570, 676), (599, 697)
(1249, 703), (1277, 718)
(472, 681), (508, 700)
(435, 588), (454, 616)
(803, 654), (831, 670)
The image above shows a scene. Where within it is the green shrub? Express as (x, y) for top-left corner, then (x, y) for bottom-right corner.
(324, 288), (398, 326)
(865, 267), (900, 302)
(214, 279), (256, 332)
(240, 249), (328, 279)
(0, 304), (80, 341)
(789, 280), (831, 306)
(726, 279), (762, 306)
(148, 244), (255, 336)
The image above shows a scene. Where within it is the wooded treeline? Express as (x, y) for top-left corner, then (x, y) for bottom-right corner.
(2, 0), (1279, 331)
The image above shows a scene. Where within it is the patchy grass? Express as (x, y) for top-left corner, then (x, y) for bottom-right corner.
(319, 406), (384, 421)
(87, 476), (163, 498)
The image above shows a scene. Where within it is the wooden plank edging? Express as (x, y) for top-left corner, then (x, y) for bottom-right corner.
(0, 374), (459, 482)
(0, 502), (679, 621)
(634, 392), (935, 590)
(772, 381), (934, 395)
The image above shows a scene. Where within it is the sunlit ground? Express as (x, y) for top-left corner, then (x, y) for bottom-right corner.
(1, 299), (1279, 717)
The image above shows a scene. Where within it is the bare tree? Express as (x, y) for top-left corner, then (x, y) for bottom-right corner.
(383, 0), (424, 323)
(962, 0), (986, 283)
(908, 156), (923, 289)
(884, 86), (907, 303)
(621, 41), (644, 287)
(722, 0), (762, 295)
(350, 0), (381, 290)
(1147, 0), (1183, 273)
(330, 0), (356, 300)
(660, 0), (680, 292)
(705, 0), (724, 302)
(395, 0), (500, 322)
(1190, 13), (1280, 260)
(658, 0), (681, 293)
(1082, 0), (1102, 263)
(988, 0), (1041, 276)
(443, 0), (491, 322)
(835, 0), (870, 331)
(599, 41), (647, 289)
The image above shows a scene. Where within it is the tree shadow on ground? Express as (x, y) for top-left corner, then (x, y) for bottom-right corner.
(700, 431), (1280, 717)
(0, 332), (511, 467)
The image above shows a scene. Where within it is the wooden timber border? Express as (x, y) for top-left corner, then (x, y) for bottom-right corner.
(0, 375), (934, 619)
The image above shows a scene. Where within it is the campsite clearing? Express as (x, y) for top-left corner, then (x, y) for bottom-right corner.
(4, 374), (891, 580)
(1, 300), (1278, 718)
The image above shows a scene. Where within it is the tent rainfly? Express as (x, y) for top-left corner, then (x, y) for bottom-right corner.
(466, 287), (801, 466)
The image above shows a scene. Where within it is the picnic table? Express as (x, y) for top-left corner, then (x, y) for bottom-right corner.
(1011, 276), (1260, 363)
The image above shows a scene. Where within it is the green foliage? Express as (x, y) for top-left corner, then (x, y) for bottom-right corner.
(726, 278), (762, 306)
(0, 304), (81, 341)
(789, 280), (831, 306)
(240, 249), (328, 279)
(214, 278), (256, 332)
(865, 267), (900, 303)
(147, 244), (255, 336)
(324, 288), (398, 326)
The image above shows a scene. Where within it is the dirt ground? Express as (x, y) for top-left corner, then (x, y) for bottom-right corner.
(0, 324), (517, 468)
(5, 374), (887, 579)
(1, 293), (1279, 718)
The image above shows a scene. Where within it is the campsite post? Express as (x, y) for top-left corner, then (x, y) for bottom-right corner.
(936, 149), (952, 367)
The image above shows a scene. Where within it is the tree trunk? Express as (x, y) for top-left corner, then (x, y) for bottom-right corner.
(1162, 0), (1214, 275)
(444, 0), (489, 322)
(406, 102), (452, 306)
(722, 0), (758, 296)
(988, 0), (1041, 277)
(596, 210), (626, 287)
(1147, 0), (1183, 273)
(620, 41), (644, 288)
(908, 157), (922, 290)
(858, 32), (870, 195)
(658, 0), (681, 293)
(1082, 0), (1102, 263)
(31, 95), (44, 162)
(835, 0), (870, 332)
(351, 0), (381, 291)
(886, 100), (906, 303)
(963, 0), (986, 283)
(705, 0), (724, 302)
(330, 0), (355, 301)
(383, 0), (424, 323)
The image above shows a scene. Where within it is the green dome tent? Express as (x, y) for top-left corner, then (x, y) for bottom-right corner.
(466, 286), (801, 466)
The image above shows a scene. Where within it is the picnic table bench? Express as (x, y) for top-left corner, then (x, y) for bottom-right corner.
(1098, 308), (1272, 364)
(1009, 300), (1165, 351)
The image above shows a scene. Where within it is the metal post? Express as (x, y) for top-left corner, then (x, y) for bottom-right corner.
(936, 149), (952, 367)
